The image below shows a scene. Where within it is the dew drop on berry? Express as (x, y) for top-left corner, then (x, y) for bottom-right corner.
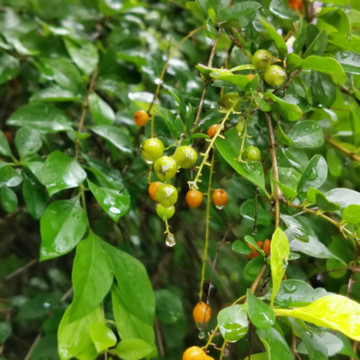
(165, 234), (176, 247)
(215, 205), (224, 210)
(198, 329), (205, 339)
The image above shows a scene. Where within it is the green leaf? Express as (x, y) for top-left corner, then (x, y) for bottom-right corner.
(155, 289), (184, 324)
(259, 20), (287, 58)
(310, 72), (336, 107)
(318, 7), (351, 35)
(64, 37), (99, 75)
(325, 188), (360, 208)
(0, 322), (11, 344)
(0, 53), (19, 84)
(343, 204), (360, 224)
(245, 235), (265, 257)
(114, 339), (154, 360)
(335, 51), (360, 75)
(206, 17), (218, 39)
(0, 166), (22, 188)
(288, 121), (324, 149)
(280, 215), (309, 242)
(69, 233), (113, 321)
(317, 0), (350, 4)
(218, 2), (261, 21)
(88, 181), (130, 222)
(216, 129), (268, 195)
(240, 199), (272, 226)
(307, 188), (340, 212)
(217, 304), (248, 342)
(253, 92), (271, 112)
(7, 102), (73, 133)
(41, 151), (87, 196)
(40, 198), (88, 261)
(0, 131), (13, 157)
(243, 353), (268, 360)
(22, 177), (46, 220)
(270, 228), (290, 306)
(303, 31), (328, 58)
(247, 290), (275, 329)
(209, 72), (250, 90)
(257, 328), (295, 360)
(302, 56), (347, 85)
(90, 125), (133, 154)
(270, 0), (299, 21)
(232, 239), (253, 255)
(1, 186), (17, 213)
(265, 93), (303, 121)
(89, 323), (116, 353)
(244, 255), (265, 282)
(277, 125), (295, 146)
(15, 127), (42, 159)
(297, 155), (328, 193)
(30, 334), (58, 360)
(88, 93), (115, 125)
(274, 295), (360, 341)
(58, 305), (103, 360)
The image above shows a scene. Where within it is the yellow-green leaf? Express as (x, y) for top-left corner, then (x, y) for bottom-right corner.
(270, 228), (290, 306)
(274, 295), (360, 341)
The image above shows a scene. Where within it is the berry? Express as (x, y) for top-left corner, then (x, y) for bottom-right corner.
(252, 50), (273, 71)
(173, 146), (197, 169)
(264, 65), (287, 87)
(246, 146), (261, 162)
(134, 110), (149, 126)
(186, 190), (203, 208)
(310, 273), (325, 288)
(212, 189), (228, 208)
(141, 138), (164, 165)
(182, 346), (206, 360)
(263, 238), (271, 255)
(207, 124), (220, 139)
(148, 182), (162, 201)
(288, 0), (303, 12)
(154, 156), (178, 181)
(235, 120), (244, 135)
(247, 241), (263, 259)
(193, 301), (212, 323)
(156, 184), (178, 207)
(156, 204), (175, 220)
(246, 74), (255, 80)
(218, 93), (242, 111)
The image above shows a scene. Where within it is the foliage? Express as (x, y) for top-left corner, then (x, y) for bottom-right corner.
(0, 0), (360, 359)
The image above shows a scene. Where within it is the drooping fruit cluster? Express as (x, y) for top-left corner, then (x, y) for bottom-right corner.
(247, 239), (271, 259)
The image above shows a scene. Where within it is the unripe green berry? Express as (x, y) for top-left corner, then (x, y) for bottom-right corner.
(236, 120), (245, 135)
(173, 146), (197, 169)
(246, 146), (261, 162)
(156, 204), (175, 220)
(218, 93), (242, 112)
(141, 138), (164, 164)
(252, 50), (273, 71)
(156, 184), (178, 207)
(154, 156), (178, 181)
(264, 65), (287, 87)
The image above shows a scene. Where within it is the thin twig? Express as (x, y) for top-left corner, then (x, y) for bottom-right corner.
(4, 259), (37, 281)
(326, 137), (360, 163)
(24, 334), (41, 360)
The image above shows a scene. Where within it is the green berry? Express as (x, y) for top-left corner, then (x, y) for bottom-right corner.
(154, 156), (178, 181)
(156, 204), (175, 220)
(246, 146), (261, 162)
(173, 146), (197, 169)
(218, 93), (242, 112)
(264, 65), (287, 87)
(252, 50), (273, 71)
(141, 138), (164, 164)
(156, 184), (178, 207)
(235, 120), (245, 135)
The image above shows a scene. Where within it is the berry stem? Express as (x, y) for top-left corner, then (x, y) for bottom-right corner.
(219, 340), (227, 360)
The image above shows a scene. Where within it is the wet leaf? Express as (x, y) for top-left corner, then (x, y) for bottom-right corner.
(217, 304), (248, 342)
(247, 289), (275, 329)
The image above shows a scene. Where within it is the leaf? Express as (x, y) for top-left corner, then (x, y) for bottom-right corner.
(40, 198), (88, 261)
(288, 121), (324, 149)
(253, 92), (271, 111)
(15, 127), (42, 159)
(297, 155), (328, 193)
(0, 166), (22, 188)
(343, 204), (360, 224)
(217, 304), (248, 342)
(270, 0), (299, 21)
(209, 72), (250, 90)
(88, 93), (115, 125)
(274, 295), (360, 341)
(22, 177), (46, 220)
(41, 151), (87, 196)
(89, 323), (116, 353)
(90, 125), (133, 154)
(270, 228), (290, 306)
(218, 2), (261, 21)
(302, 56), (347, 85)
(1, 187), (17, 213)
(88, 181), (130, 222)
(318, 7), (351, 35)
(155, 289), (184, 324)
(307, 188), (340, 212)
(257, 328), (294, 360)
(265, 93), (303, 121)
(317, 0), (350, 4)
(0, 53), (19, 84)
(260, 20), (287, 58)
(310, 72), (336, 107)
(0, 131), (13, 157)
(280, 215), (309, 242)
(58, 305), (103, 360)
(64, 37), (99, 75)
(247, 290), (275, 329)
(206, 17), (218, 39)
(335, 51), (360, 74)
(0, 322), (11, 344)
(243, 353), (268, 360)
(244, 255), (265, 283)
(232, 240), (253, 255)
(216, 129), (268, 195)
(114, 339), (154, 360)
(240, 199), (272, 226)
(7, 102), (73, 133)
(69, 233), (113, 321)
(325, 188), (360, 208)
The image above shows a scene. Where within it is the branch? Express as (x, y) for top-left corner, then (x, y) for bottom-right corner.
(326, 137), (360, 163)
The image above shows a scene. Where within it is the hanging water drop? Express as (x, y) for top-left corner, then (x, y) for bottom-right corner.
(165, 234), (176, 247)
(198, 329), (205, 339)
(215, 205), (224, 210)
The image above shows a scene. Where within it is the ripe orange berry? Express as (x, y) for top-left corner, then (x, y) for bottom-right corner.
(182, 346), (206, 360)
(263, 239), (271, 256)
(148, 182), (162, 201)
(288, 0), (303, 12)
(212, 189), (228, 208)
(134, 110), (149, 126)
(207, 124), (220, 138)
(186, 190), (203, 208)
(245, 74), (255, 80)
(247, 241), (263, 259)
(192, 301), (212, 324)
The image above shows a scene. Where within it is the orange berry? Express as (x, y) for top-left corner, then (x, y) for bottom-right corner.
(245, 74), (255, 80)
(207, 124), (220, 138)
(186, 190), (203, 208)
(263, 239), (271, 256)
(134, 110), (149, 126)
(247, 241), (262, 259)
(192, 301), (212, 324)
(288, 0), (303, 12)
(212, 189), (228, 208)
(148, 182), (162, 202)
(182, 346), (206, 360)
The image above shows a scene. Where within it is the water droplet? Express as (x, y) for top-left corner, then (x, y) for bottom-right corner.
(198, 329), (205, 339)
(215, 205), (224, 210)
(144, 159), (153, 165)
(283, 283), (297, 293)
(165, 234), (176, 247)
